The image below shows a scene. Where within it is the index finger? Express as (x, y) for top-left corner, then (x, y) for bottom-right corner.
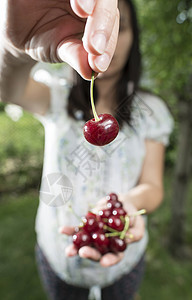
(83, 0), (118, 55)
(83, 0), (119, 72)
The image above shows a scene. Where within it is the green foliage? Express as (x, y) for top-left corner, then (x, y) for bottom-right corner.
(0, 191), (46, 300)
(0, 110), (44, 192)
(134, 0), (192, 167)
(0, 102), (5, 112)
(135, 0), (192, 99)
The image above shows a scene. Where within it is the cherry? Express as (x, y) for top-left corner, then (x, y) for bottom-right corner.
(110, 237), (126, 253)
(82, 215), (98, 233)
(112, 207), (126, 217)
(98, 209), (112, 224)
(83, 72), (119, 146)
(99, 208), (112, 219)
(106, 193), (119, 201)
(84, 114), (119, 146)
(92, 232), (110, 255)
(73, 230), (92, 250)
(107, 200), (122, 210)
(108, 216), (124, 232)
(97, 220), (105, 232)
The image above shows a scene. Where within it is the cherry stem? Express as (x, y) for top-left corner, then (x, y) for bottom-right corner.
(129, 209), (146, 218)
(120, 216), (125, 223)
(120, 215), (130, 240)
(103, 225), (118, 233)
(105, 232), (121, 237)
(90, 71), (100, 122)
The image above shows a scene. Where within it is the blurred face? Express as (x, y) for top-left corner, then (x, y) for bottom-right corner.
(98, 0), (133, 79)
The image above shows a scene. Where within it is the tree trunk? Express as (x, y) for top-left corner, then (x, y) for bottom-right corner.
(168, 99), (192, 258)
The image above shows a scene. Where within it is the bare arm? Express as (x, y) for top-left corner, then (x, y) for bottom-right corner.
(119, 140), (165, 214)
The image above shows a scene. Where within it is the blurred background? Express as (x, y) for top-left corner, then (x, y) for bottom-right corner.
(0, 0), (192, 299)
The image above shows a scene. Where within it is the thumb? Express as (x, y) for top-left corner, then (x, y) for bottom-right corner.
(57, 39), (93, 80)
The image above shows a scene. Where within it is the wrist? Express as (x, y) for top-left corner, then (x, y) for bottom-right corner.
(118, 193), (141, 211)
(0, 40), (36, 103)
(0, 34), (35, 66)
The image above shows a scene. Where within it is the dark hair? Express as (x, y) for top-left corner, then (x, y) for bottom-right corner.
(67, 0), (141, 128)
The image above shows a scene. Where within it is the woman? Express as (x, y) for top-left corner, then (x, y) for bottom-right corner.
(0, 0), (173, 299)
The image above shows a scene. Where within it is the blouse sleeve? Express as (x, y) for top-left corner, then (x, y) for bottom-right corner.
(137, 92), (174, 146)
(31, 62), (73, 121)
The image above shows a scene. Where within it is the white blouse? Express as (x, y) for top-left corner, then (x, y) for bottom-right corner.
(32, 63), (174, 290)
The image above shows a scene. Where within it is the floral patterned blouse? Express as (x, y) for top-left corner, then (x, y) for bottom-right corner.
(32, 63), (174, 293)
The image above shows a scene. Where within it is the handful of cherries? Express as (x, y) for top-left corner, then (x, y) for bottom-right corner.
(73, 193), (146, 255)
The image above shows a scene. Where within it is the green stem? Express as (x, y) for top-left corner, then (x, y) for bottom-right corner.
(90, 71), (100, 122)
(120, 216), (125, 223)
(104, 225), (118, 233)
(105, 232), (121, 238)
(129, 209), (146, 217)
(120, 215), (130, 240)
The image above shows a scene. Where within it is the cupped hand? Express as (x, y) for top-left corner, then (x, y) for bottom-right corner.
(93, 197), (146, 244)
(59, 197), (145, 267)
(60, 225), (124, 267)
(1, 0), (119, 79)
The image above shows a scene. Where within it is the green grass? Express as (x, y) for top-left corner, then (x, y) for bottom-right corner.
(0, 110), (44, 175)
(0, 190), (46, 300)
(0, 110), (44, 192)
(0, 172), (192, 300)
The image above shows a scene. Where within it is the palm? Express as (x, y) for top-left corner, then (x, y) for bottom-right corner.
(7, 1), (85, 62)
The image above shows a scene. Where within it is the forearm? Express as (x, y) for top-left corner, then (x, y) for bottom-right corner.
(0, 46), (36, 104)
(119, 183), (164, 214)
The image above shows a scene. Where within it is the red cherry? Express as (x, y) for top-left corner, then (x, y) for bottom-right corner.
(82, 216), (98, 233)
(108, 216), (124, 231)
(73, 231), (92, 250)
(97, 220), (105, 232)
(83, 114), (119, 146)
(98, 209), (112, 224)
(92, 232), (110, 255)
(107, 200), (122, 210)
(110, 237), (126, 253)
(112, 207), (126, 217)
(106, 193), (119, 201)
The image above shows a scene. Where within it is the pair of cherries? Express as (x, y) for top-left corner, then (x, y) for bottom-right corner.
(73, 193), (130, 255)
(83, 72), (119, 146)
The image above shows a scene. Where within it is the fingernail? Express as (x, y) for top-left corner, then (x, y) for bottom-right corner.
(79, 0), (95, 15)
(91, 33), (107, 54)
(95, 53), (110, 72)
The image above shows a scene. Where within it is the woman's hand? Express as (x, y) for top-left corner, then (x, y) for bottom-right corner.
(59, 199), (145, 267)
(93, 198), (146, 244)
(0, 0), (119, 79)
